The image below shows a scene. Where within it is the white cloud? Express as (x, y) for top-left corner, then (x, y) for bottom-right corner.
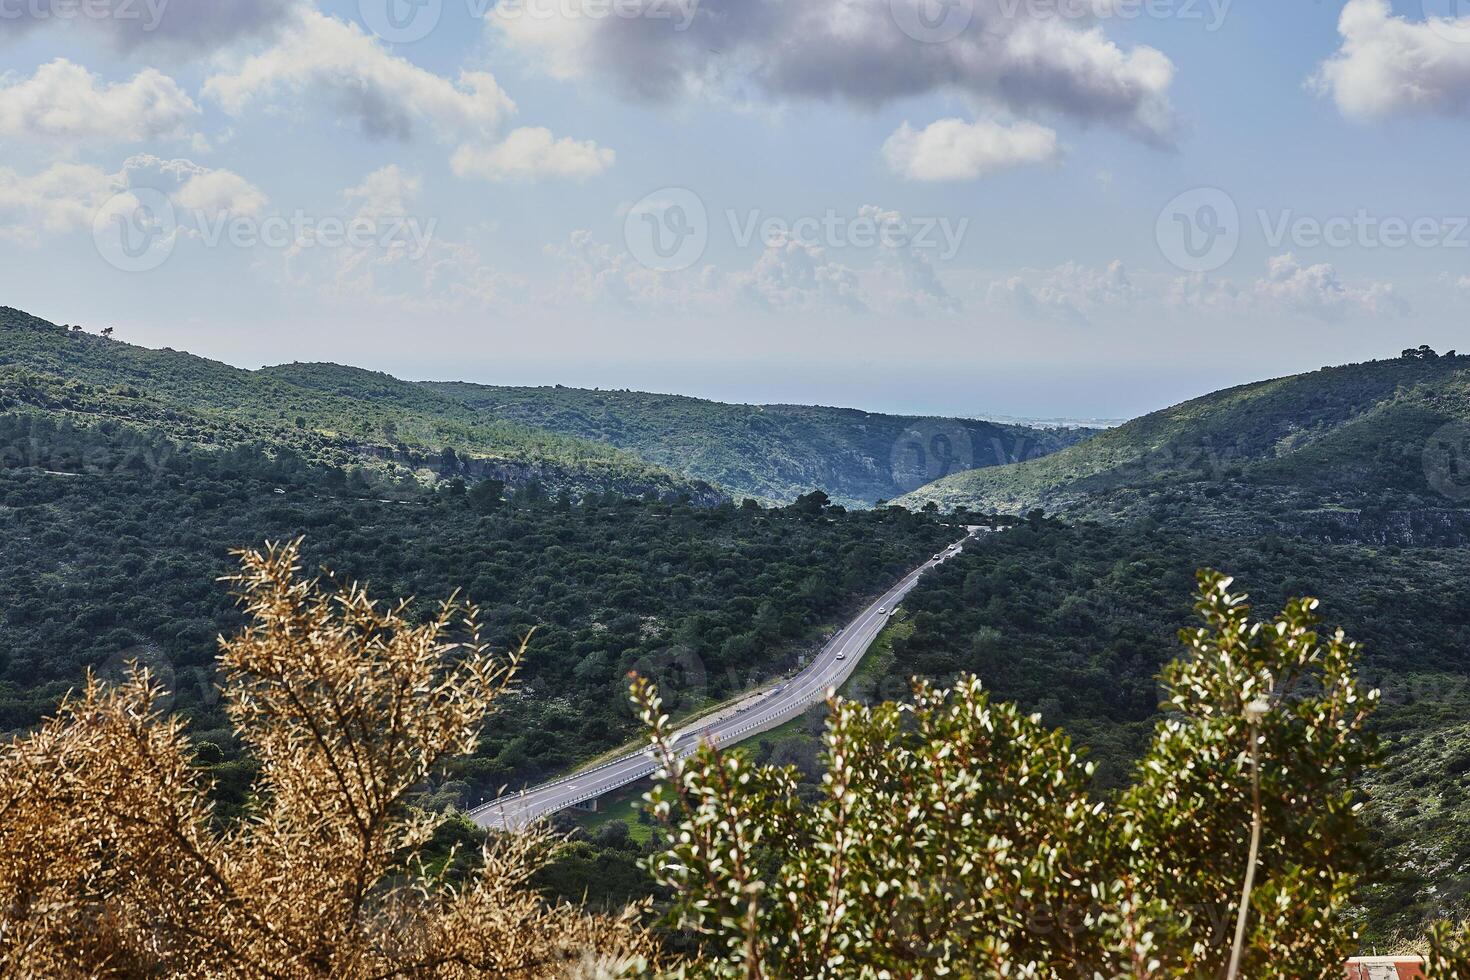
(1312, 0), (1470, 120)
(0, 155), (265, 246)
(204, 10), (515, 144)
(985, 255), (1407, 324)
(0, 163), (120, 244)
(1252, 252), (1408, 319)
(984, 260), (1136, 325)
(270, 166), (522, 313)
(1167, 273), (1246, 314)
(733, 239), (867, 313)
(544, 203), (959, 316)
(452, 127), (615, 182)
(883, 118), (1058, 182)
(172, 168), (268, 217)
(0, 59), (199, 147)
(490, 0), (1177, 145)
(202, 10), (608, 182)
(545, 229), (644, 307)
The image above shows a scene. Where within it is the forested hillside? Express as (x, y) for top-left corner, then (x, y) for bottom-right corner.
(900, 348), (1470, 540)
(862, 520), (1470, 938)
(0, 412), (955, 809)
(0, 308), (715, 503)
(424, 380), (1093, 506)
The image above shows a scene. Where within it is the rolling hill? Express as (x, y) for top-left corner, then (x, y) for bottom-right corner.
(1, 307), (1090, 508)
(0, 307), (718, 503)
(423, 381), (1094, 507)
(899, 349), (1470, 541)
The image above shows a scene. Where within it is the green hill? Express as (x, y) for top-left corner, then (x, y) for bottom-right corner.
(0, 308), (716, 502)
(899, 349), (1470, 539)
(423, 381), (1094, 507)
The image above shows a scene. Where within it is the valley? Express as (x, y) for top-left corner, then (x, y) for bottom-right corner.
(3, 308), (1469, 947)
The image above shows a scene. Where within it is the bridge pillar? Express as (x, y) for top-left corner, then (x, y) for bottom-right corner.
(569, 797), (598, 813)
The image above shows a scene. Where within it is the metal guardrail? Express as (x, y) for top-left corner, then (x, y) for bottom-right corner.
(472, 530), (979, 827)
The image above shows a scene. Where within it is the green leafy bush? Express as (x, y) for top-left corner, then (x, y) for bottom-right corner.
(635, 573), (1380, 977)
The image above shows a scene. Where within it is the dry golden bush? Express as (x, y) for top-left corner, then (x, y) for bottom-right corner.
(0, 539), (654, 979)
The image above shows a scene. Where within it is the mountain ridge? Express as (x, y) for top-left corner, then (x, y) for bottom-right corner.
(897, 350), (1470, 539)
(421, 379), (1095, 506)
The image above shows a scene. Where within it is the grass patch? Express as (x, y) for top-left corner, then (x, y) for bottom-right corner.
(567, 780), (655, 845)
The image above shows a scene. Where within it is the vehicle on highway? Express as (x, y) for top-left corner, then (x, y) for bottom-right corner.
(878, 606), (886, 614)
(836, 652), (846, 660)
(932, 554), (941, 560)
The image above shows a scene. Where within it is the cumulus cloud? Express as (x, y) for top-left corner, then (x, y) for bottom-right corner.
(489, 0), (1177, 144)
(0, 154), (264, 246)
(204, 10), (515, 143)
(733, 239), (867, 313)
(544, 203), (958, 315)
(0, 162), (119, 244)
(201, 10), (609, 181)
(984, 260), (1136, 325)
(883, 117), (1058, 181)
(270, 166), (522, 313)
(452, 127), (615, 182)
(1312, 0), (1470, 120)
(0, 59), (200, 147)
(986, 255), (1407, 324)
(2, 0), (297, 53)
(1251, 252), (1408, 319)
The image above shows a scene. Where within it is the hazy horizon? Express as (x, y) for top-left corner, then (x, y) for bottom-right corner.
(5, 0), (1469, 421)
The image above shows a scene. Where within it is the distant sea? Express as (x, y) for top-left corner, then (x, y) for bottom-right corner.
(967, 414), (1126, 431)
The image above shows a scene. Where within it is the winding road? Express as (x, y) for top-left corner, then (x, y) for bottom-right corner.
(470, 526), (982, 831)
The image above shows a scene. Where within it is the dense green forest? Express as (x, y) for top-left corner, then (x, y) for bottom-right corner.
(1, 307), (1089, 509)
(0, 307), (718, 502)
(776, 520), (1468, 937)
(0, 412), (956, 810)
(424, 380), (1094, 507)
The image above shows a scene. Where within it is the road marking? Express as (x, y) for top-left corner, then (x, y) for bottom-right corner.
(475, 532), (976, 829)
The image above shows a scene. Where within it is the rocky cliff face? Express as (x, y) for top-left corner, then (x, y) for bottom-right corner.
(1300, 508), (1470, 547)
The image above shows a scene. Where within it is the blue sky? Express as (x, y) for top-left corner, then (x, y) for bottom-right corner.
(2, 0), (1468, 419)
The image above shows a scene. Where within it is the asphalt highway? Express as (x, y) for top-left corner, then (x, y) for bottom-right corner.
(471, 527), (982, 831)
